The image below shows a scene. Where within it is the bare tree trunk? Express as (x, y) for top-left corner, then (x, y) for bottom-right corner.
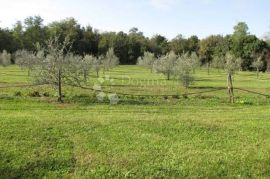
(58, 70), (63, 103)
(227, 73), (234, 103)
(267, 54), (270, 72)
(96, 71), (99, 78)
(167, 73), (170, 80)
(256, 68), (259, 79)
(207, 62), (210, 75)
(185, 86), (189, 97)
(84, 70), (87, 83)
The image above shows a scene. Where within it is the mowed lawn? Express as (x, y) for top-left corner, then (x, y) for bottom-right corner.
(0, 65), (270, 178)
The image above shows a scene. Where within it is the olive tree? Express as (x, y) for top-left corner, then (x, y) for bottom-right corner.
(212, 55), (225, 72)
(189, 52), (200, 73)
(15, 50), (36, 76)
(31, 37), (87, 102)
(0, 50), (11, 67)
(224, 53), (242, 103)
(94, 57), (103, 78)
(83, 54), (103, 78)
(82, 55), (94, 82)
(137, 51), (156, 72)
(64, 54), (88, 85)
(137, 57), (143, 65)
(173, 53), (197, 95)
(103, 48), (119, 72)
(153, 51), (177, 80)
(251, 56), (264, 79)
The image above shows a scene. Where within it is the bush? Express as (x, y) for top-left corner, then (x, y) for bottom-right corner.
(14, 91), (22, 97)
(172, 95), (180, 99)
(43, 92), (50, 97)
(29, 91), (41, 97)
(236, 99), (253, 105)
(182, 94), (188, 99)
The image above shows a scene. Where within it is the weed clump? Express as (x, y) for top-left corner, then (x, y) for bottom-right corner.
(14, 91), (22, 96)
(43, 92), (50, 97)
(29, 91), (41, 97)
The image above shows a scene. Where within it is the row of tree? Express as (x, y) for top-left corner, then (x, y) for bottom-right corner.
(0, 37), (261, 103)
(0, 37), (120, 102)
(138, 50), (242, 103)
(0, 16), (269, 69)
(1, 43), (199, 102)
(138, 51), (198, 80)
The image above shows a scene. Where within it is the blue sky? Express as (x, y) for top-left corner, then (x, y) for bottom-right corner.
(0, 0), (269, 39)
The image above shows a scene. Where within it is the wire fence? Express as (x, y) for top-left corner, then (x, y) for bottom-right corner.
(0, 83), (47, 89)
(0, 83), (269, 98)
(235, 87), (270, 98)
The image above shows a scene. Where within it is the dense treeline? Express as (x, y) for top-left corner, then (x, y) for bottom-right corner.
(0, 16), (269, 70)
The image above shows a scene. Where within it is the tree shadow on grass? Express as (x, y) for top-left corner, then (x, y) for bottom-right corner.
(68, 94), (161, 106)
(0, 159), (75, 178)
(194, 79), (217, 82)
(0, 95), (15, 100)
(190, 86), (225, 90)
(0, 153), (75, 178)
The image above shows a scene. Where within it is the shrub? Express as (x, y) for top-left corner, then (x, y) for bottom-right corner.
(172, 95), (180, 99)
(29, 91), (41, 97)
(14, 91), (22, 96)
(43, 92), (50, 97)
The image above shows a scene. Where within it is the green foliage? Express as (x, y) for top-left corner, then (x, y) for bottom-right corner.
(230, 22), (268, 71)
(0, 28), (16, 53)
(48, 18), (79, 46)
(199, 35), (224, 64)
(169, 35), (200, 55)
(149, 35), (169, 56)
(199, 35), (224, 75)
(187, 35), (200, 54)
(23, 16), (47, 51)
(169, 34), (188, 55)
(0, 17), (269, 70)
(112, 32), (129, 64)
(128, 28), (146, 64)
(12, 21), (24, 49)
(233, 22), (249, 36)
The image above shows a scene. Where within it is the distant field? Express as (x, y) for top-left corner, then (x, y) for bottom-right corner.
(1, 65), (270, 178)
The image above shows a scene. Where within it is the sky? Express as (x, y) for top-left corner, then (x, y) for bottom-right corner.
(0, 0), (269, 39)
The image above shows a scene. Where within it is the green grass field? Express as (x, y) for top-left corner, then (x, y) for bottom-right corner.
(1, 65), (270, 178)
